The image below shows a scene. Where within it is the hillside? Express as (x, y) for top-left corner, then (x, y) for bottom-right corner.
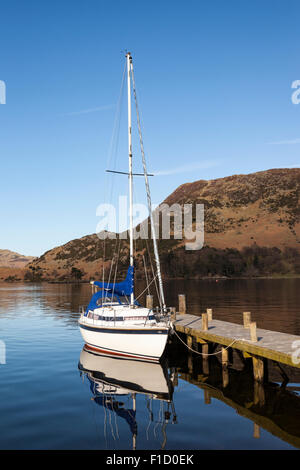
(25, 168), (300, 281)
(0, 250), (35, 268)
(164, 168), (300, 251)
(0, 267), (27, 282)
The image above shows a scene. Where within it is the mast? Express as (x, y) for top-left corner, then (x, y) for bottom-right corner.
(127, 52), (134, 306)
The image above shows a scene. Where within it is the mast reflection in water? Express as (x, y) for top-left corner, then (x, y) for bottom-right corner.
(78, 347), (177, 450)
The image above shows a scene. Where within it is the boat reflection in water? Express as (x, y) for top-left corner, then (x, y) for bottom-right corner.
(78, 347), (177, 449)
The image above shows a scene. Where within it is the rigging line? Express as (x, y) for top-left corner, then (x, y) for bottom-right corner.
(146, 237), (161, 307)
(132, 183), (137, 275)
(106, 61), (126, 200)
(134, 273), (159, 302)
(111, 237), (121, 301)
(131, 75), (163, 311)
(171, 327), (243, 356)
(130, 161), (160, 309)
(106, 61), (126, 170)
(102, 392), (108, 448)
(145, 397), (153, 440)
(142, 254), (150, 295)
(106, 236), (120, 290)
(102, 61), (126, 286)
(139, 210), (161, 305)
(102, 241), (106, 302)
(171, 401), (176, 423)
(153, 401), (161, 437)
(159, 400), (164, 426)
(130, 61), (166, 312)
(113, 400), (120, 440)
(137, 203), (157, 299)
(161, 419), (167, 450)
(132, 175), (151, 301)
(132, 178), (143, 283)
(106, 90), (125, 206)
(106, 169), (154, 176)
(145, 240), (160, 303)
(106, 395), (117, 441)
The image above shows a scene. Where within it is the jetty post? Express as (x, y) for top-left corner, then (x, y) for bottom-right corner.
(146, 294), (153, 310)
(207, 308), (213, 321)
(202, 313), (208, 331)
(178, 294), (186, 314)
(250, 322), (257, 342)
(170, 306), (176, 320)
(243, 312), (251, 328)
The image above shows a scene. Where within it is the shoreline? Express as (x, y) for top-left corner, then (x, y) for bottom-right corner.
(1, 274), (300, 284)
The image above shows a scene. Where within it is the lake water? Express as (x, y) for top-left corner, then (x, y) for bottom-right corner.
(0, 279), (299, 450)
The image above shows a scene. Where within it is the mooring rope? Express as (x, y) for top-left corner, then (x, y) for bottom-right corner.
(171, 325), (247, 357)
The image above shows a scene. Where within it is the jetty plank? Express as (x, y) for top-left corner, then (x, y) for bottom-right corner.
(173, 314), (300, 369)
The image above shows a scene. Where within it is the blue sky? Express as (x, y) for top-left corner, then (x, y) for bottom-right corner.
(1, 0), (300, 256)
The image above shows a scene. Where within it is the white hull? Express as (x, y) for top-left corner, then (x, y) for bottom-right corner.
(79, 321), (169, 362)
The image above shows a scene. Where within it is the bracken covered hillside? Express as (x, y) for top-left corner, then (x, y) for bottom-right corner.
(26, 168), (300, 281)
(164, 168), (300, 251)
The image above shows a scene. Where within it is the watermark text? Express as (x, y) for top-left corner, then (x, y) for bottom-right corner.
(0, 340), (6, 364)
(96, 196), (204, 250)
(0, 80), (6, 104)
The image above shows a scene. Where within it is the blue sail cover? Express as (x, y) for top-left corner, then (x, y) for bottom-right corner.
(94, 266), (134, 297)
(85, 266), (135, 313)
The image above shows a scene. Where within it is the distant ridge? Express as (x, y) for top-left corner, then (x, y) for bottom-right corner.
(0, 249), (35, 268)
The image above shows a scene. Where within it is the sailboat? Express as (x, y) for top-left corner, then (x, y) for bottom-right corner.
(78, 52), (171, 362)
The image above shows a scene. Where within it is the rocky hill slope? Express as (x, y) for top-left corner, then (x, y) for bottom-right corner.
(26, 168), (300, 281)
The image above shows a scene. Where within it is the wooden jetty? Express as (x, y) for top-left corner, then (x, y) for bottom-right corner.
(167, 294), (300, 384)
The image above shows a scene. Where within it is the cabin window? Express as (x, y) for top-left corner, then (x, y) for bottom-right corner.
(96, 296), (120, 306)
